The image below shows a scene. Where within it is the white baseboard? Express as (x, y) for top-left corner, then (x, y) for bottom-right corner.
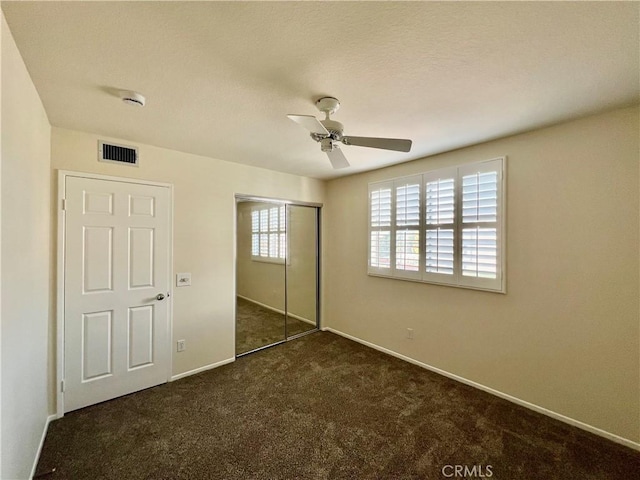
(30, 414), (57, 479)
(287, 312), (316, 326)
(323, 327), (640, 452)
(237, 295), (316, 325)
(170, 357), (235, 382)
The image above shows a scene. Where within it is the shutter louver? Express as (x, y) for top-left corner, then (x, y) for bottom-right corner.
(251, 211), (260, 256)
(370, 188), (392, 227)
(369, 185), (392, 270)
(396, 184), (420, 226)
(426, 178), (454, 225)
(460, 168), (499, 281)
(251, 204), (287, 262)
(396, 230), (420, 271)
(426, 229), (454, 274)
(370, 231), (391, 268)
(268, 207), (279, 258)
(462, 227), (497, 278)
(425, 175), (456, 279)
(395, 180), (421, 275)
(279, 233), (287, 259)
(279, 206), (287, 260)
(462, 172), (498, 223)
(260, 209), (269, 256)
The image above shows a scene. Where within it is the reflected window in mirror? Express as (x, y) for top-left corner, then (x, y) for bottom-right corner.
(251, 205), (286, 263)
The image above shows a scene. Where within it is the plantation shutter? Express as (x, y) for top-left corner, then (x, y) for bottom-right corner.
(251, 210), (260, 256)
(458, 158), (503, 290)
(367, 157), (505, 293)
(259, 209), (269, 256)
(423, 168), (457, 285)
(279, 205), (287, 259)
(393, 176), (422, 279)
(368, 181), (392, 274)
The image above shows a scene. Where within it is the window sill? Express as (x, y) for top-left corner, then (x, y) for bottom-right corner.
(367, 271), (506, 294)
(251, 256), (285, 265)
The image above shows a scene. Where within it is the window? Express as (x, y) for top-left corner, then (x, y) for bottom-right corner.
(251, 205), (286, 263)
(368, 157), (505, 292)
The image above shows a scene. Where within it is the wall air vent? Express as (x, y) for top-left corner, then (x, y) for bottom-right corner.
(98, 141), (139, 166)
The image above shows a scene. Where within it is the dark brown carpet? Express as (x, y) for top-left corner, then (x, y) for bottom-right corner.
(235, 297), (314, 354)
(36, 332), (639, 479)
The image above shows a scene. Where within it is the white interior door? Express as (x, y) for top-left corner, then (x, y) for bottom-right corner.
(63, 175), (171, 412)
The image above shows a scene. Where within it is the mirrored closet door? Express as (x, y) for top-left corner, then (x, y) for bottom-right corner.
(285, 205), (318, 339)
(235, 198), (319, 356)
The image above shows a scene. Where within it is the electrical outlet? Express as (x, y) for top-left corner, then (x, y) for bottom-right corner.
(177, 339), (186, 352)
(406, 328), (414, 340)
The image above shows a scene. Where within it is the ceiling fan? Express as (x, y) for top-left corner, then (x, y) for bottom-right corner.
(287, 97), (412, 169)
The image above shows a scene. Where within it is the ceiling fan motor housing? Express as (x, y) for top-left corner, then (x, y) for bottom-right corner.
(320, 119), (343, 139)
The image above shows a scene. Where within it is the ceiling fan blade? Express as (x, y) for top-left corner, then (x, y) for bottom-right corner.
(342, 136), (412, 152)
(326, 146), (350, 169)
(287, 114), (329, 135)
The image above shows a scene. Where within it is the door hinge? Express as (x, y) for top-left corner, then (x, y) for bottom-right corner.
(61, 380), (65, 392)
(61, 199), (66, 211)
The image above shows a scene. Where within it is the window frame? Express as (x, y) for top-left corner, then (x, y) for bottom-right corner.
(367, 157), (506, 293)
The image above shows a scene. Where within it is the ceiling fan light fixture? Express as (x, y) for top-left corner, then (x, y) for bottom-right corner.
(320, 138), (333, 152)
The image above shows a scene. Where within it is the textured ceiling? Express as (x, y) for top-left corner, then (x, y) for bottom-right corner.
(2, 1), (638, 179)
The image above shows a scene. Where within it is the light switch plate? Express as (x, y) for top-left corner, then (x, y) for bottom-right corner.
(176, 272), (191, 287)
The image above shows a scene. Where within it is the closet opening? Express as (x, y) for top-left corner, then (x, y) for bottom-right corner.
(235, 196), (321, 356)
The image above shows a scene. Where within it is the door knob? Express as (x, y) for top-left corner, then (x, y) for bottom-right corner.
(156, 293), (166, 301)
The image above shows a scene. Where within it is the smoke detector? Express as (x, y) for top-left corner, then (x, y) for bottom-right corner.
(120, 90), (146, 107)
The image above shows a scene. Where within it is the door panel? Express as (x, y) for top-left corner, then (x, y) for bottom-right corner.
(129, 195), (155, 217)
(235, 201), (286, 355)
(83, 226), (114, 292)
(285, 205), (318, 337)
(64, 176), (170, 412)
(82, 310), (113, 380)
(129, 227), (155, 288)
(83, 191), (113, 215)
(128, 305), (154, 369)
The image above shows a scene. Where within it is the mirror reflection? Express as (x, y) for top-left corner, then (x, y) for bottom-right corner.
(286, 205), (317, 337)
(235, 200), (319, 356)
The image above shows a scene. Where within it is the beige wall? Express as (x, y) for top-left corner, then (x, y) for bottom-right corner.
(236, 201), (318, 321)
(1, 13), (52, 479)
(324, 106), (640, 443)
(50, 127), (325, 401)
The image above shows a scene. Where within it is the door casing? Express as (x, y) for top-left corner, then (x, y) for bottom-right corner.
(56, 170), (174, 418)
